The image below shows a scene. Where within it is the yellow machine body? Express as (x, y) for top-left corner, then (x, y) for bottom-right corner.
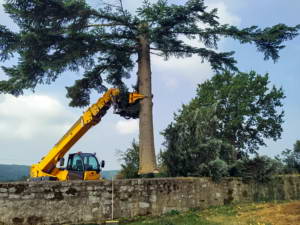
(30, 88), (144, 181)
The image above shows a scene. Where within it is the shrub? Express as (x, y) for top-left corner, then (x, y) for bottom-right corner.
(230, 156), (283, 183)
(208, 159), (229, 182)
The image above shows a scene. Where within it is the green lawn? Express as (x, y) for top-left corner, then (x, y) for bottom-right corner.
(122, 211), (219, 225)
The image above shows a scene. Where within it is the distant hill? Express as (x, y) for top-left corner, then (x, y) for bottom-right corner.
(0, 164), (30, 181)
(0, 164), (119, 181)
(101, 170), (119, 180)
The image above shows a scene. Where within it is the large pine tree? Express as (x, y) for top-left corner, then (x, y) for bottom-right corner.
(0, 0), (299, 174)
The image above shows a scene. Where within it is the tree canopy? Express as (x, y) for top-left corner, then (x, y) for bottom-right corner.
(191, 71), (285, 154)
(0, 0), (298, 106)
(161, 71), (285, 177)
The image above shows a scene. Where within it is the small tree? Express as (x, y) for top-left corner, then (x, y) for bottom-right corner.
(117, 139), (140, 179)
(0, 0), (298, 173)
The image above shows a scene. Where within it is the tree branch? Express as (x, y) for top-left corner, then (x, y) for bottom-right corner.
(150, 51), (164, 57)
(119, 0), (125, 16)
(86, 23), (125, 27)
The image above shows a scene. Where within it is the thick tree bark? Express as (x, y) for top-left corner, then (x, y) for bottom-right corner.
(137, 34), (158, 174)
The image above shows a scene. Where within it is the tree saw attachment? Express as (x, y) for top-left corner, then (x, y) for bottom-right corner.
(113, 90), (144, 119)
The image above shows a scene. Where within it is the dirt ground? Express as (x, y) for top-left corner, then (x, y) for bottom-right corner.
(237, 201), (300, 225)
(198, 200), (300, 225)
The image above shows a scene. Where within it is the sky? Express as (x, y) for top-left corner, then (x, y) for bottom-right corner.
(0, 0), (299, 170)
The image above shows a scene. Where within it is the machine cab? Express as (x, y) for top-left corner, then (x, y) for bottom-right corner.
(66, 152), (105, 180)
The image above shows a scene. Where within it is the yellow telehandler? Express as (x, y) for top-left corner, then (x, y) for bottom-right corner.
(30, 88), (144, 181)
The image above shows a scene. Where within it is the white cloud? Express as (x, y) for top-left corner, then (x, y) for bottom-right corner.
(115, 119), (139, 135)
(207, 1), (241, 25)
(0, 94), (76, 140)
(152, 48), (214, 88)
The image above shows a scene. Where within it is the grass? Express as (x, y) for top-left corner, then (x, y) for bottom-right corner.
(120, 204), (239, 225)
(121, 211), (219, 225)
(120, 201), (298, 225)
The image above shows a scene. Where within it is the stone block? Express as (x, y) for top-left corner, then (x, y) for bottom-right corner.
(120, 193), (128, 200)
(150, 195), (157, 202)
(120, 186), (128, 192)
(87, 186), (95, 191)
(60, 187), (69, 193)
(0, 193), (8, 198)
(21, 194), (35, 200)
(8, 187), (16, 193)
(103, 200), (112, 205)
(88, 191), (98, 196)
(8, 194), (20, 199)
(83, 214), (93, 221)
(127, 186), (134, 192)
(102, 192), (111, 199)
(94, 186), (104, 191)
(92, 208), (99, 214)
(139, 202), (150, 208)
(89, 196), (100, 204)
(0, 188), (7, 193)
(44, 193), (55, 199)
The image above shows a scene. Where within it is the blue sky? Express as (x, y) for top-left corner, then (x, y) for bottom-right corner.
(0, 0), (299, 170)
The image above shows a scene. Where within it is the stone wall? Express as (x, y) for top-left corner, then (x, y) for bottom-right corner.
(1, 176), (300, 225)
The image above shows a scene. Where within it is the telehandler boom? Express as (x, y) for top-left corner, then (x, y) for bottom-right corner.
(30, 88), (144, 181)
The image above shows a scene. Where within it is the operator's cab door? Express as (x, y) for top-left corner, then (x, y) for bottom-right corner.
(67, 154), (84, 180)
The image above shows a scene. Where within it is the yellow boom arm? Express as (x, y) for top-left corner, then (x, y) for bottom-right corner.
(30, 88), (143, 180)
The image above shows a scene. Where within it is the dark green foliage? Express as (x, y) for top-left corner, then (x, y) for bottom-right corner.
(0, 0), (135, 106)
(191, 71), (285, 154)
(161, 71), (285, 180)
(215, 24), (300, 62)
(277, 140), (300, 174)
(0, 0), (298, 107)
(229, 156), (283, 183)
(164, 210), (180, 216)
(208, 159), (229, 182)
(161, 100), (235, 177)
(117, 139), (140, 179)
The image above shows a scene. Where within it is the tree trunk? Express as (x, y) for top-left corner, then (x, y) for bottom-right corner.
(137, 34), (158, 174)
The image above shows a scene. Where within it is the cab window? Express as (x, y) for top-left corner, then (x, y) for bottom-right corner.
(83, 156), (99, 171)
(71, 155), (84, 171)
